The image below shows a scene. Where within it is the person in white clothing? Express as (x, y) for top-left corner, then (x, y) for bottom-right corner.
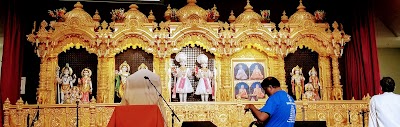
(368, 77), (400, 127)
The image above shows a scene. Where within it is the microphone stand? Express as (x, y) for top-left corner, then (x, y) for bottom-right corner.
(145, 76), (180, 127)
(76, 101), (79, 127)
(359, 110), (369, 127)
(29, 106), (40, 127)
(348, 110), (351, 125)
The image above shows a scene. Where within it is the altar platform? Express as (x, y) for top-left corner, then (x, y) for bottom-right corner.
(3, 98), (370, 127)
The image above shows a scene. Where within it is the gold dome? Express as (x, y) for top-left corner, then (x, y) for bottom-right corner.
(124, 4), (149, 23)
(176, 0), (208, 22)
(235, 0), (262, 24)
(93, 10), (101, 22)
(288, 0), (315, 23)
(64, 2), (95, 24)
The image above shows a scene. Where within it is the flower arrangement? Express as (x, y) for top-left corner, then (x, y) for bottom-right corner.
(48, 7), (67, 22)
(314, 10), (326, 22)
(111, 8), (125, 22)
(206, 9), (219, 22)
(171, 8), (179, 21)
(260, 10), (270, 23)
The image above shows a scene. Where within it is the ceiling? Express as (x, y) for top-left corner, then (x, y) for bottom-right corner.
(374, 0), (400, 48)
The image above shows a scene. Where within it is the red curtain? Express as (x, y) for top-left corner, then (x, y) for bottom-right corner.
(343, 0), (381, 100)
(1, 0), (23, 125)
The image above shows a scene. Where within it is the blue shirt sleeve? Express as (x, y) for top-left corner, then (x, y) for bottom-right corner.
(259, 96), (276, 115)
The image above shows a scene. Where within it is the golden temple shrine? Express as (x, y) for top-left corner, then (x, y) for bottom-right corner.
(2, 0), (374, 127)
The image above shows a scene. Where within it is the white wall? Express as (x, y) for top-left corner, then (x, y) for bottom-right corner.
(377, 48), (400, 94)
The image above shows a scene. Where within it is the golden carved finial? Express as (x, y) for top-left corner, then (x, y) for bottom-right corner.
(351, 97), (355, 100)
(297, 0), (306, 12)
(164, 4), (172, 21)
(148, 10), (155, 23)
(364, 93), (371, 101)
(129, 4), (139, 11)
(213, 4), (220, 17)
(228, 10), (236, 23)
(281, 10), (288, 23)
(17, 97), (24, 105)
(244, 0), (254, 12)
(187, 0), (197, 5)
(332, 21), (339, 30)
(93, 10), (101, 22)
(74, 2), (83, 9)
(90, 96), (96, 103)
(5, 98), (10, 104)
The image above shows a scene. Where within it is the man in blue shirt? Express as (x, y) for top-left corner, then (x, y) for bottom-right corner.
(245, 77), (296, 127)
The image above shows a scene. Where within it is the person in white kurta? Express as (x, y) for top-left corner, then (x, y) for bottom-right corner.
(368, 77), (400, 127)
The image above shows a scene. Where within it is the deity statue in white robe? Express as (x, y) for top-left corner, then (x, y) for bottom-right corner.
(172, 52), (194, 102)
(194, 54), (213, 102)
(56, 63), (77, 104)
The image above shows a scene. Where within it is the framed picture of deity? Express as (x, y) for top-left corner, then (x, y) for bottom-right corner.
(232, 59), (268, 100)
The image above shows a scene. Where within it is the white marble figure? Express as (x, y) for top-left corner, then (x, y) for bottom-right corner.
(56, 63), (77, 104)
(194, 54), (213, 102)
(172, 52), (194, 102)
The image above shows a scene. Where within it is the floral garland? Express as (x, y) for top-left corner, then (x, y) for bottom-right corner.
(111, 8), (125, 22)
(314, 10), (325, 21)
(171, 8), (179, 21)
(260, 10), (270, 21)
(48, 7), (67, 21)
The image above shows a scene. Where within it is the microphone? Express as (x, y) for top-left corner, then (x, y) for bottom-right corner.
(144, 76), (149, 79)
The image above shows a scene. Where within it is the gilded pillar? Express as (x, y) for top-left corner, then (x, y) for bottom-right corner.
(214, 56), (222, 101)
(89, 98), (96, 127)
(38, 57), (58, 104)
(3, 98), (10, 127)
(154, 57), (171, 102)
(97, 57), (115, 103)
(16, 98), (23, 127)
(276, 56), (288, 91)
(219, 56), (231, 101)
(331, 56), (343, 100)
(318, 56), (332, 100)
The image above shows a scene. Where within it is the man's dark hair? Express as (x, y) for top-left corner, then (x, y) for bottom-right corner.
(380, 77), (395, 92)
(261, 77), (280, 88)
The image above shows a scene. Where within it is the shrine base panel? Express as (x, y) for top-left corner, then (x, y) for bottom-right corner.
(3, 100), (369, 127)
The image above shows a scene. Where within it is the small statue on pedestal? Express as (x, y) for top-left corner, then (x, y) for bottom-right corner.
(56, 63), (77, 104)
(70, 86), (82, 103)
(308, 67), (321, 100)
(172, 52), (194, 102)
(291, 65), (305, 101)
(194, 54), (213, 102)
(78, 68), (93, 103)
(303, 83), (316, 101)
(115, 61), (130, 99)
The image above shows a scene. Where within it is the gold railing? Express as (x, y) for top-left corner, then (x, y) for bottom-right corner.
(3, 98), (369, 127)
